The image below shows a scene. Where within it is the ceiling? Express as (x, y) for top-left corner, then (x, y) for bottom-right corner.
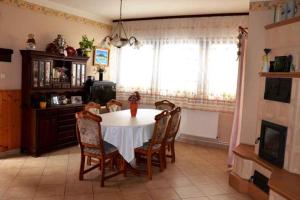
(26, 0), (250, 24)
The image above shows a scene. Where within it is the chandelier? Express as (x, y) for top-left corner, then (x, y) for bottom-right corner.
(102, 0), (141, 49)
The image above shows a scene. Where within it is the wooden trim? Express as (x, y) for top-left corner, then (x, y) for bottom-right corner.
(229, 172), (268, 200)
(233, 144), (300, 200)
(113, 12), (249, 22)
(229, 172), (249, 193)
(265, 16), (300, 30)
(259, 72), (300, 78)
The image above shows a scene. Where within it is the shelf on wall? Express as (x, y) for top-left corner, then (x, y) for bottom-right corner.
(265, 16), (300, 30)
(259, 72), (300, 78)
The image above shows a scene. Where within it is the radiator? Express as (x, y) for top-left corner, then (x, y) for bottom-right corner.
(178, 109), (219, 139)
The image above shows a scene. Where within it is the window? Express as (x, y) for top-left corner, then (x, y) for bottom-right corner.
(116, 39), (238, 101)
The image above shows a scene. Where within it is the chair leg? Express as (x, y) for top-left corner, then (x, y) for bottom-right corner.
(87, 156), (91, 166)
(171, 142), (175, 163)
(147, 154), (152, 180)
(100, 158), (105, 187)
(79, 154), (85, 180)
(159, 150), (164, 172)
(163, 146), (167, 169)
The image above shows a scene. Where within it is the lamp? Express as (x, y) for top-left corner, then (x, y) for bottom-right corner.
(102, 0), (141, 49)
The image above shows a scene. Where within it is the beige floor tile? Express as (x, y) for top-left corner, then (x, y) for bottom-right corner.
(122, 192), (153, 200)
(94, 192), (123, 200)
(197, 184), (234, 196)
(182, 197), (210, 200)
(93, 181), (120, 194)
(39, 174), (66, 185)
(43, 166), (67, 176)
(167, 176), (193, 187)
(120, 182), (147, 194)
(33, 196), (64, 200)
(35, 184), (65, 198)
(145, 179), (171, 190)
(174, 186), (205, 198)
(65, 182), (92, 196)
(149, 188), (180, 200)
(0, 143), (252, 200)
(10, 176), (41, 187)
(18, 167), (45, 177)
(3, 186), (37, 199)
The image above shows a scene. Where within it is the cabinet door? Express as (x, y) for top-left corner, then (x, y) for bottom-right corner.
(81, 64), (86, 86)
(38, 61), (45, 87)
(76, 64), (81, 87)
(37, 110), (57, 152)
(32, 61), (39, 88)
(71, 64), (76, 87)
(34, 60), (52, 89)
(44, 61), (52, 87)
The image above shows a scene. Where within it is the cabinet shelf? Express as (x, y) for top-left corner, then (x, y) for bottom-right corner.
(259, 72), (300, 78)
(265, 16), (300, 30)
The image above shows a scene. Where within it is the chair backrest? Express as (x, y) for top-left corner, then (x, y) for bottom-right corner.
(84, 102), (101, 115)
(149, 110), (170, 150)
(106, 99), (122, 112)
(165, 107), (181, 141)
(155, 100), (175, 111)
(75, 111), (105, 154)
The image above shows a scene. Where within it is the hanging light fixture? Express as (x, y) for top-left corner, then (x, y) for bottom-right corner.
(102, 0), (141, 49)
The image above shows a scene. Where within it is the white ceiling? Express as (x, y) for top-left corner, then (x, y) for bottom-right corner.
(26, 0), (250, 24)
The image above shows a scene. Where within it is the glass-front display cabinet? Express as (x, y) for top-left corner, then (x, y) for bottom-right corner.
(20, 50), (89, 156)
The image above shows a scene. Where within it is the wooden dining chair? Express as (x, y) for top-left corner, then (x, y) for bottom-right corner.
(106, 99), (122, 112)
(85, 102), (102, 115)
(75, 111), (123, 187)
(84, 102), (102, 166)
(164, 107), (181, 167)
(134, 110), (170, 180)
(155, 100), (176, 111)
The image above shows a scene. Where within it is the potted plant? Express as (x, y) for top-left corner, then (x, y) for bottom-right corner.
(128, 91), (141, 117)
(79, 35), (95, 57)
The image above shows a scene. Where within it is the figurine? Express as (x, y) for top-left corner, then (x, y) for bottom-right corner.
(26, 34), (36, 50)
(53, 34), (67, 55)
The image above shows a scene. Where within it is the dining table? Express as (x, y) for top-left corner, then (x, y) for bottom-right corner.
(100, 108), (162, 163)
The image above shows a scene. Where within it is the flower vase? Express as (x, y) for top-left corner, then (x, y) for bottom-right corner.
(130, 102), (138, 117)
(99, 72), (103, 81)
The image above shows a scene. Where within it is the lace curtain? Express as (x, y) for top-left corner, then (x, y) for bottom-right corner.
(110, 16), (248, 112)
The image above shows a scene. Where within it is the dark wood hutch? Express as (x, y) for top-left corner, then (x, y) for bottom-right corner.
(20, 50), (89, 156)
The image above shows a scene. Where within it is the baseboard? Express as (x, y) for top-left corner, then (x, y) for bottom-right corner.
(176, 133), (229, 149)
(0, 148), (21, 158)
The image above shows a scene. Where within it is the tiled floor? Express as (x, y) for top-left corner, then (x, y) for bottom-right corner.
(0, 142), (251, 200)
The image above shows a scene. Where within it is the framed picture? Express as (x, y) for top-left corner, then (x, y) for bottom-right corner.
(51, 95), (59, 105)
(71, 96), (82, 104)
(93, 48), (109, 66)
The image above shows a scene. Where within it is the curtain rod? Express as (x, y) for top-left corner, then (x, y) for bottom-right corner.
(112, 12), (249, 22)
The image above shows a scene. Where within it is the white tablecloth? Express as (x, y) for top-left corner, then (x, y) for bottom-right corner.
(100, 109), (161, 162)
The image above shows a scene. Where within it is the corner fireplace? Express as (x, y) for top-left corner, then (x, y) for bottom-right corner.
(258, 120), (287, 168)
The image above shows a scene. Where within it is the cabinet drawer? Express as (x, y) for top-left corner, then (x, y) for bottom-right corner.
(58, 108), (76, 115)
(37, 109), (58, 118)
(57, 130), (76, 142)
(57, 118), (76, 126)
(57, 124), (75, 132)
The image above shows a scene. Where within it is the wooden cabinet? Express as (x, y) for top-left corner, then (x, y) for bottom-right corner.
(20, 50), (88, 156)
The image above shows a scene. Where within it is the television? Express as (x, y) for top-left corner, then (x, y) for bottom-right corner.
(88, 81), (116, 105)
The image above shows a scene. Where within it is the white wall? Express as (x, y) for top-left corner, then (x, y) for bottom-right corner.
(240, 8), (274, 145)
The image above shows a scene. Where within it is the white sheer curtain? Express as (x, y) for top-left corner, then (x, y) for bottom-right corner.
(110, 16), (248, 112)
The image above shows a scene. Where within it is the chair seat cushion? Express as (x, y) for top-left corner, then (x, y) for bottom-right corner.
(83, 142), (117, 155)
(136, 141), (161, 151)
